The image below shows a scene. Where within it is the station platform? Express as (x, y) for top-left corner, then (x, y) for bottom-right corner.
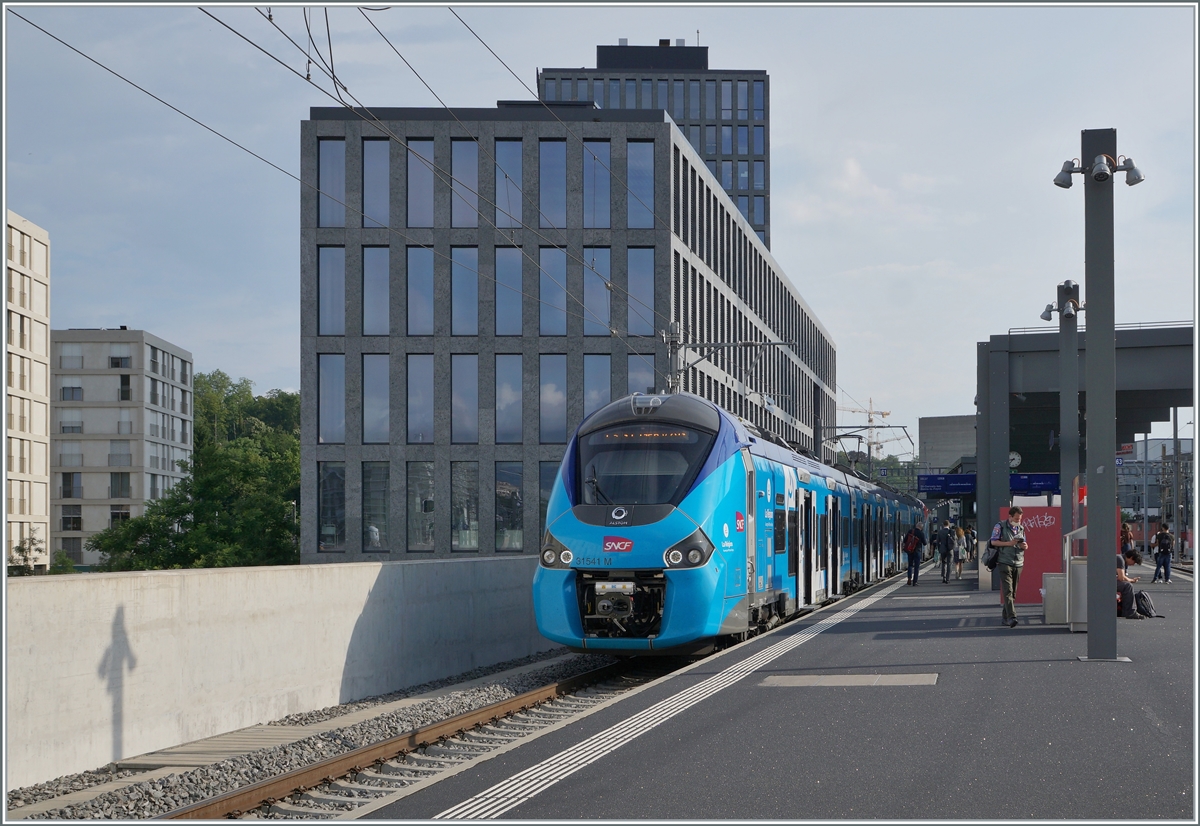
(367, 560), (1194, 821)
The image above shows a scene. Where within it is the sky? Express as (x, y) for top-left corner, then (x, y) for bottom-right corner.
(4, 3), (1196, 457)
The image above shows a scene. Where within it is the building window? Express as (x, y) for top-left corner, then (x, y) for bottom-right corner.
(451, 354), (479, 444)
(754, 196), (765, 225)
(640, 79), (652, 109)
(738, 80), (749, 119)
(627, 142), (654, 229)
(61, 377), (82, 401)
(705, 79), (717, 119)
(689, 79), (700, 119)
(539, 461), (558, 536)
(540, 354), (567, 444)
(119, 374), (132, 402)
(593, 80), (605, 109)
(721, 80), (732, 119)
(583, 141), (611, 229)
(495, 248), (523, 336)
(407, 139), (434, 228)
(609, 79), (621, 109)
(738, 161), (749, 191)
(451, 247), (479, 336)
(494, 139), (523, 228)
(495, 354), (523, 444)
(721, 125), (733, 155)
(451, 139), (479, 228)
(673, 80), (685, 121)
(318, 247), (345, 336)
(738, 126), (749, 155)
(362, 138), (389, 228)
(110, 505), (131, 528)
(110, 472), (131, 499)
(721, 161), (733, 190)
(407, 354), (434, 443)
(627, 247), (655, 335)
(61, 472), (81, 499)
(754, 80), (765, 120)
(738, 196), (749, 220)
(109, 343), (131, 369)
(451, 461), (479, 551)
(362, 354), (389, 444)
(582, 247), (611, 336)
(318, 354), (345, 444)
(60, 412), (83, 435)
(625, 79), (636, 109)
(58, 441), (82, 467)
(109, 440), (131, 467)
(318, 462), (345, 551)
(539, 248), (567, 335)
(407, 461), (435, 551)
(657, 79), (668, 110)
(705, 125), (716, 154)
(61, 537), (82, 564)
(539, 140), (566, 229)
(754, 125), (764, 155)
(689, 126), (701, 153)
(61, 504), (81, 532)
(583, 354), (611, 418)
(362, 247), (389, 336)
(543, 78), (556, 100)
(495, 462), (523, 551)
(362, 462), (389, 551)
(318, 138), (345, 227)
(59, 342), (83, 369)
(629, 354), (655, 396)
(754, 161), (764, 191)
(407, 247), (434, 336)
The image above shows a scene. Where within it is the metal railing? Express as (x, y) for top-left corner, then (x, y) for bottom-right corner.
(58, 356), (83, 369)
(107, 486), (131, 499)
(59, 486), (83, 499)
(117, 421), (133, 434)
(119, 387), (132, 401)
(108, 454), (132, 467)
(1008, 319), (1194, 336)
(58, 453), (83, 467)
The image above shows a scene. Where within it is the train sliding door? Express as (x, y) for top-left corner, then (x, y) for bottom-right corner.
(803, 492), (814, 606)
(830, 496), (841, 596)
(787, 492), (800, 611)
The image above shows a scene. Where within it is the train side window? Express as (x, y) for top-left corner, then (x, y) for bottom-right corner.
(774, 509), (786, 553)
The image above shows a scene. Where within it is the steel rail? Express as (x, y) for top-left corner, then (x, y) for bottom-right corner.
(156, 661), (629, 820)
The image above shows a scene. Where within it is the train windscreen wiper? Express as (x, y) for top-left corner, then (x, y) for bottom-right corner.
(585, 466), (614, 505)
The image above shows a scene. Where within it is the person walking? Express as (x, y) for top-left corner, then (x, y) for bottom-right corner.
(989, 506), (1027, 628)
(903, 522), (927, 586)
(938, 520), (955, 583)
(954, 525), (967, 579)
(1152, 523), (1175, 584)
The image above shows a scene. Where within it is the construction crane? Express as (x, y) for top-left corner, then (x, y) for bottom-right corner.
(837, 397), (891, 460)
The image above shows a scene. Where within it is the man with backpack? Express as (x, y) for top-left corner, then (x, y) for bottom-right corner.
(1152, 524), (1174, 584)
(938, 520), (956, 583)
(988, 506), (1027, 628)
(1117, 548), (1145, 619)
(903, 523), (927, 586)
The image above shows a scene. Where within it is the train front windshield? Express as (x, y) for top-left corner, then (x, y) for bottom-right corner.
(578, 423), (715, 506)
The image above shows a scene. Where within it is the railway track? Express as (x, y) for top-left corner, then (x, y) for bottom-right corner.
(157, 659), (680, 820)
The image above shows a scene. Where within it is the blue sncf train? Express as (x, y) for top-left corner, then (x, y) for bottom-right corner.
(533, 392), (928, 655)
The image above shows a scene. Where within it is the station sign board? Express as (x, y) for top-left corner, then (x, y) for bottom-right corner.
(917, 474), (977, 494)
(1009, 473), (1060, 494)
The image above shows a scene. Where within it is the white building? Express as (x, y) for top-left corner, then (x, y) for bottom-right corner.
(6, 211), (52, 571)
(50, 328), (193, 567)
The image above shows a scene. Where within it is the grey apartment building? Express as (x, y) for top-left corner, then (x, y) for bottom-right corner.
(299, 95), (835, 562)
(50, 328), (193, 567)
(540, 40), (772, 248)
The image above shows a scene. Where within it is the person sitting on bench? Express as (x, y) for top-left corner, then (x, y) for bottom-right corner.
(1117, 549), (1144, 620)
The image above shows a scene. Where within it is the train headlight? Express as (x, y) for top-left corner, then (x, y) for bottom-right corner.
(540, 531), (573, 568)
(663, 528), (716, 569)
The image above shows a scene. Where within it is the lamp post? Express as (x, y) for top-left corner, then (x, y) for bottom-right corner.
(1054, 129), (1143, 662)
(1040, 280), (1082, 554)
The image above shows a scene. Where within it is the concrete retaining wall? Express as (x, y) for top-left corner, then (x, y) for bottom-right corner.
(5, 557), (554, 789)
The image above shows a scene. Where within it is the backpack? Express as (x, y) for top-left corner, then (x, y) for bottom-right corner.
(904, 531), (920, 553)
(1135, 589), (1163, 618)
(1158, 533), (1174, 553)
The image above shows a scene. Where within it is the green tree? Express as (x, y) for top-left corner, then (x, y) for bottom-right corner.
(48, 550), (79, 574)
(91, 372), (300, 571)
(7, 531), (44, 576)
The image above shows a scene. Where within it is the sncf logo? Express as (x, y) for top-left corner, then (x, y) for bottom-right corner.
(603, 536), (634, 553)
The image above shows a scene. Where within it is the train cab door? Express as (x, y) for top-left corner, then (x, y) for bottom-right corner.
(740, 450), (756, 603)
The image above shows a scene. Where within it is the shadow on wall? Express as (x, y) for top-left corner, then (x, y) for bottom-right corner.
(338, 558), (550, 704)
(97, 605), (137, 763)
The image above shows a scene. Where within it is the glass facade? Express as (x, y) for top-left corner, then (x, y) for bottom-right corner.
(362, 462), (389, 550)
(495, 462), (523, 551)
(582, 247), (611, 336)
(362, 247), (388, 336)
(494, 140), (522, 228)
(451, 139), (479, 228)
(539, 248), (567, 335)
(451, 354), (479, 444)
(362, 138), (389, 228)
(627, 247), (655, 335)
(318, 138), (345, 227)
(627, 142), (654, 228)
(451, 247), (479, 336)
(407, 461), (435, 551)
(495, 248), (522, 335)
(628, 353), (655, 396)
(407, 354), (434, 443)
(318, 354), (345, 444)
(540, 354), (567, 444)
(539, 461), (557, 536)
(450, 462), (479, 551)
(318, 462), (345, 551)
(407, 247), (434, 335)
(318, 247), (345, 336)
(539, 140), (566, 228)
(407, 140), (434, 227)
(583, 141), (611, 229)
(362, 354), (389, 444)
(495, 354), (522, 444)
(583, 354), (611, 418)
